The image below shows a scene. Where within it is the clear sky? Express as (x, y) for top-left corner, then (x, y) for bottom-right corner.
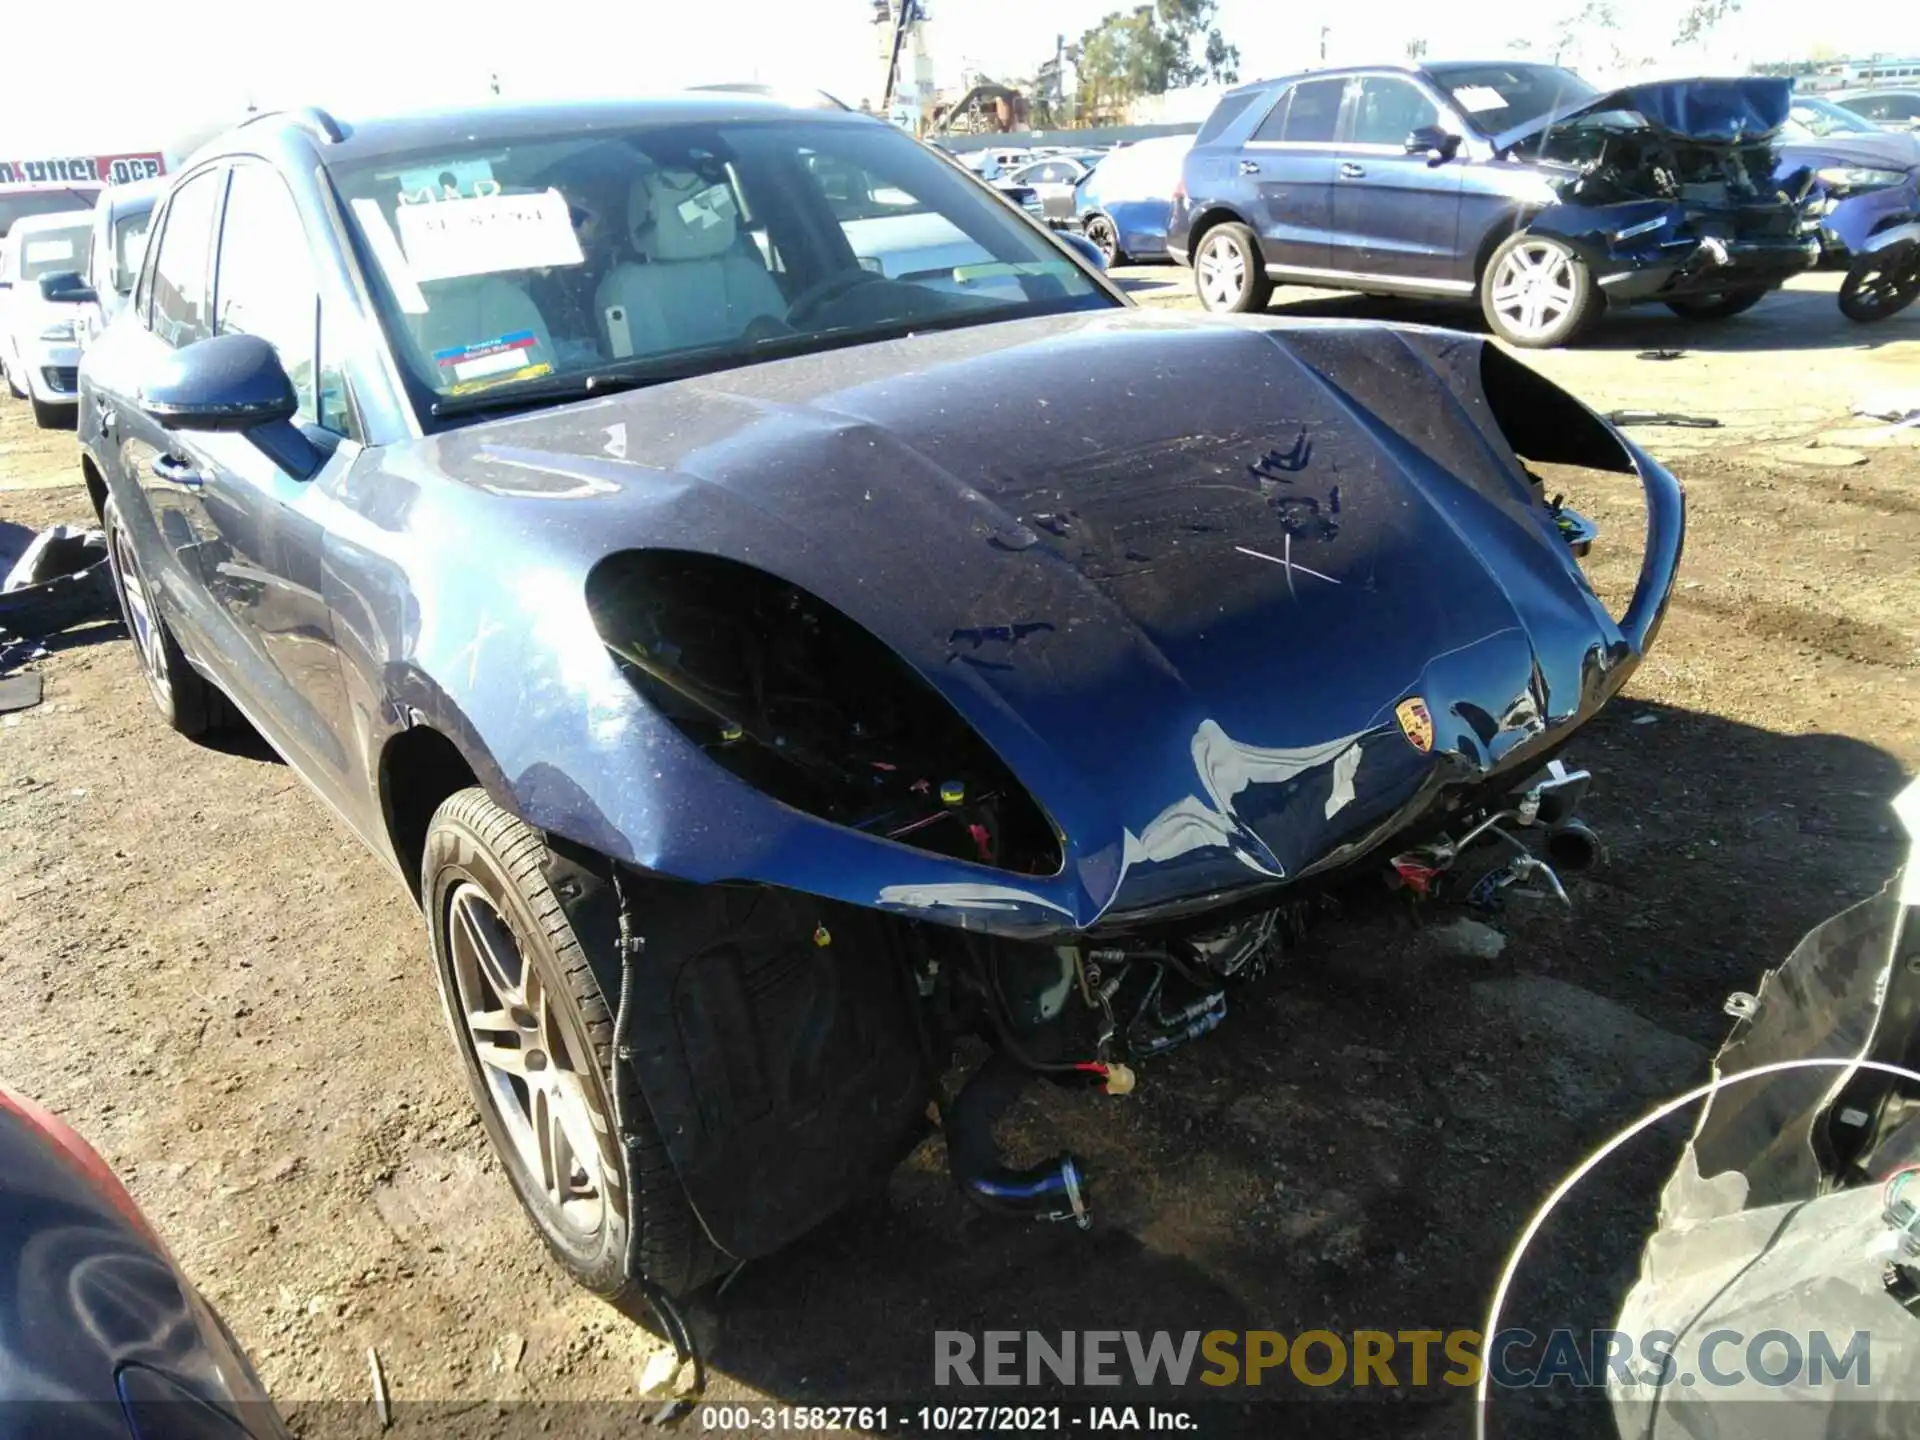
(5, 0), (1919, 157)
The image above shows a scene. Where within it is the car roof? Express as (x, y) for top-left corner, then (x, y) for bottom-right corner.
(8, 208), (96, 236)
(223, 94), (882, 167)
(100, 177), (167, 215)
(1219, 58), (1569, 100)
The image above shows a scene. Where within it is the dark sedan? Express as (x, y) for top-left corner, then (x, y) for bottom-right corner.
(75, 95), (1680, 1299)
(1779, 94), (1920, 265)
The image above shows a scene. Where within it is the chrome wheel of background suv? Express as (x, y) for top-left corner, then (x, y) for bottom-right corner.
(1481, 233), (1601, 348)
(1193, 223), (1272, 314)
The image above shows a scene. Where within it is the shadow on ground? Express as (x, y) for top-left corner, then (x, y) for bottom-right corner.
(1256, 285), (1916, 357)
(637, 700), (1906, 1439)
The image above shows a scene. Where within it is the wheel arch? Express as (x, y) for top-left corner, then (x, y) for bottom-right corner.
(78, 451), (109, 525)
(1184, 204), (1259, 263)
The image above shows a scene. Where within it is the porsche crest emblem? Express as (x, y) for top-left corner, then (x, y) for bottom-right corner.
(1395, 697), (1435, 754)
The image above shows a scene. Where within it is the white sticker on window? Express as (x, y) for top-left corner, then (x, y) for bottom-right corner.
(396, 159), (499, 204)
(394, 189), (584, 282)
(24, 238), (74, 264)
(1453, 86), (1507, 113)
(675, 184), (738, 232)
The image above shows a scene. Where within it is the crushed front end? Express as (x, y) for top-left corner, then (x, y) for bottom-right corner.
(1512, 77), (1822, 303)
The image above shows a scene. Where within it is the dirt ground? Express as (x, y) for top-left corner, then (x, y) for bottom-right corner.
(1, 270), (1917, 1439)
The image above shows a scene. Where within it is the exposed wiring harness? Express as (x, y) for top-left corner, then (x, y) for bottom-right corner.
(1475, 1056), (1920, 1440)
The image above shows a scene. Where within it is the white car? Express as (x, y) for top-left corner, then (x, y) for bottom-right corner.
(1834, 88), (1920, 132)
(0, 209), (94, 426)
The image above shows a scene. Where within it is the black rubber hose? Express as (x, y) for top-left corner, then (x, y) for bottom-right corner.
(945, 1049), (1090, 1226)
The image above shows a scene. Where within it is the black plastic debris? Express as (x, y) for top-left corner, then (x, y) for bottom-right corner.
(0, 523), (115, 636)
(1635, 348), (1688, 361)
(0, 673), (43, 714)
(1606, 409), (1723, 429)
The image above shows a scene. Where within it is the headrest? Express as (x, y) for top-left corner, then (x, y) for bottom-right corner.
(628, 168), (742, 261)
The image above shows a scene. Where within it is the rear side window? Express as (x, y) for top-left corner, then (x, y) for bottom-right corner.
(1281, 79), (1347, 143)
(1253, 91), (1293, 142)
(148, 170), (224, 347)
(1196, 91), (1262, 145)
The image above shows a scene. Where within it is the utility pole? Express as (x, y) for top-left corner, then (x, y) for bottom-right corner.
(881, 0), (921, 115)
(1320, 26), (1331, 62)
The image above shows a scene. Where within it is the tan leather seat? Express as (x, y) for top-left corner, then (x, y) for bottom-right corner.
(407, 275), (556, 386)
(593, 170), (785, 358)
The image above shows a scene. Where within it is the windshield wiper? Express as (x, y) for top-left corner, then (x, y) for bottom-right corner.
(428, 365), (685, 420)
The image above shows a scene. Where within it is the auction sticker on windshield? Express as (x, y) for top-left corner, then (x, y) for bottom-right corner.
(394, 188), (583, 282)
(435, 331), (542, 384)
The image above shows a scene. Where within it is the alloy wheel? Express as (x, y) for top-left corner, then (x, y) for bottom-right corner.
(109, 524), (172, 707)
(1488, 241), (1578, 341)
(1196, 232), (1248, 309)
(445, 881), (613, 1239)
(1086, 216), (1117, 264)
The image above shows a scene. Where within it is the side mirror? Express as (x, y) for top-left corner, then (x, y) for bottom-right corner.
(140, 333), (298, 432)
(38, 270), (99, 305)
(1058, 230), (1108, 272)
(1406, 126), (1462, 162)
(138, 333), (322, 479)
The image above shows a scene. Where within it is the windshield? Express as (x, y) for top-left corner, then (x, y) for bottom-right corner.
(0, 188), (96, 240)
(17, 222), (91, 282)
(1784, 97), (1885, 139)
(110, 207), (153, 296)
(330, 117), (1111, 419)
(1426, 63), (1599, 134)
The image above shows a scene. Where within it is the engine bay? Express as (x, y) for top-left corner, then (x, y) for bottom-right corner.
(1528, 116), (1795, 211)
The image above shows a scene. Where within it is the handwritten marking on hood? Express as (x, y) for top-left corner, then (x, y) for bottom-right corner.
(1234, 536), (1342, 599)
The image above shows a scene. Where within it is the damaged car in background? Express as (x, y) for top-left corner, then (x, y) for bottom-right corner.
(77, 94), (1681, 1303)
(1172, 64), (1820, 346)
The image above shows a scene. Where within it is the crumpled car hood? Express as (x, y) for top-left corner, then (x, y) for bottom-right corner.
(1493, 75), (1794, 152)
(378, 310), (1667, 936)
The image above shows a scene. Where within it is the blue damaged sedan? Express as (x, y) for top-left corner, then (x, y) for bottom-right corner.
(75, 95), (1680, 1299)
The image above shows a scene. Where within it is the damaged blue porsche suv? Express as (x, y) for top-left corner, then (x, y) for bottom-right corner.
(75, 94), (1681, 1300)
(1171, 63), (1823, 346)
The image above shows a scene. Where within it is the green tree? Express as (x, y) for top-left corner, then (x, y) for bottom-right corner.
(1676, 1), (1741, 45)
(1074, 0), (1240, 121)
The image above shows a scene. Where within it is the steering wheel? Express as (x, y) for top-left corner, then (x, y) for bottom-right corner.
(784, 267), (885, 327)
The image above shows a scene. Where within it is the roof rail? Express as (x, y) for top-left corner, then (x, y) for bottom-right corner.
(236, 106), (345, 144)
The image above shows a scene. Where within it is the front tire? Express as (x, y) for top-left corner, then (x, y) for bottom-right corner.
(1192, 222), (1273, 314)
(1662, 288), (1770, 321)
(423, 788), (718, 1299)
(1083, 214), (1123, 266)
(1838, 251), (1920, 323)
(102, 496), (224, 738)
(1481, 232), (1602, 347)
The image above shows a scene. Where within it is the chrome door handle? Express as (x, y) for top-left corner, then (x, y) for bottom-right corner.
(151, 453), (204, 489)
(1340, 162), (1367, 179)
(1238, 160), (1261, 175)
